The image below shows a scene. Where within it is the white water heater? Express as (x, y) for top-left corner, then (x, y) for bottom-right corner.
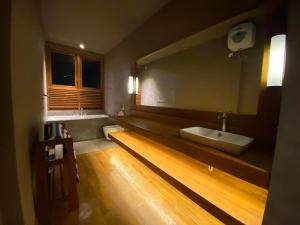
(227, 22), (256, 52)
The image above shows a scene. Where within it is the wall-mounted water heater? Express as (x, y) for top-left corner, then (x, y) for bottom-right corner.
(227, 22), (256, 52)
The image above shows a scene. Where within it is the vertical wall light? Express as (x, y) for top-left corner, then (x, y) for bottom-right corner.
(128, 76), (139, 94)
(267, 34), (287, 86)
(128, 75), (134, 94)
(135, 77), (139, 94)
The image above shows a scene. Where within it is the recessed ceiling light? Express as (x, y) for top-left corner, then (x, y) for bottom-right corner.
(79, 43), (85, 49)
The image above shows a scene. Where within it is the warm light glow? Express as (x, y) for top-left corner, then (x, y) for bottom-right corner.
(267, 34), (286, 86)
(110, 157), (175, 224)
(128, 76), (139, 94)
(79, 43), (85, 49)
(135, 77), (139, 94)
(128, 76), (134, 94)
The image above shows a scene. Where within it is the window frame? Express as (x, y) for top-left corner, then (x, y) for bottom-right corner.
(79, 55), (104, 91)
(46, 47), (78, 90)
(46, 42), (105, 110)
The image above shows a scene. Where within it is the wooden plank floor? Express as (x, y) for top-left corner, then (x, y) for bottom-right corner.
(110, 131), (268, 225)
(49, 145), (223, 225)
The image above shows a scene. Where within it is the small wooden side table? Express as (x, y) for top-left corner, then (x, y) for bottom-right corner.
(35, 138), (78, 225)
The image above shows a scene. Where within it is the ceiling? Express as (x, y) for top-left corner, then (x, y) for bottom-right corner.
(41, 0), (170, 54)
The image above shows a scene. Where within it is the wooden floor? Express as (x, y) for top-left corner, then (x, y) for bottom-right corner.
(49, 145), (223, 225)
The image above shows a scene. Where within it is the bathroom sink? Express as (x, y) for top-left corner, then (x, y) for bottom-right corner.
(180, 127), (254, 155)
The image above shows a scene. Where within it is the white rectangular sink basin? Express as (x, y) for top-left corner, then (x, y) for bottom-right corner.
(180, 127), (254, 155)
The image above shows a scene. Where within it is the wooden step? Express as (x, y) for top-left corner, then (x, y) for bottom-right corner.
(109, 131), (267, 225)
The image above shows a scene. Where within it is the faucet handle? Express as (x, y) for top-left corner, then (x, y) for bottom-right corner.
(217, 111), (228, 119)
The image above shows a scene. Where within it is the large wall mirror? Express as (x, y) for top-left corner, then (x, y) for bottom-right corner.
(135, 7), (266, 115)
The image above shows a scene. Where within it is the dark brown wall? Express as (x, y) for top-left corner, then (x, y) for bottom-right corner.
(0, 0), (24, 224)
(105, 0), (264, 115)
(263, 0), (300, 224)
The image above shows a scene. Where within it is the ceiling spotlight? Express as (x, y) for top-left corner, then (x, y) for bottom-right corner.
(79, 43), (85, 49)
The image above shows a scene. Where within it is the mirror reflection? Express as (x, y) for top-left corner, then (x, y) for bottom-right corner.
(136, 8), (265, 115)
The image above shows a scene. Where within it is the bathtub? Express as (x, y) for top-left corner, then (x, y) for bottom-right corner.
(46, 114), (109, 122)
(45, 113), (111, 141)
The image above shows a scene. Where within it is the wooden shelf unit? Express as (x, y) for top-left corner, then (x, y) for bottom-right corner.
(35, 138), (79, 225)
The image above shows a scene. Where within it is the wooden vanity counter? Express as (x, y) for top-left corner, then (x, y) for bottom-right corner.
(109, 130), (268, 225)
(110, 116), (273, 189)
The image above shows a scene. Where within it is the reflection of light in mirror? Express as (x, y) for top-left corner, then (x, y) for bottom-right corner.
(110, 156), (176, 225)
(79, 43), (85, 49)
(141, 71), (176, 107)
(79, 202), (93, 221)
(135, 77), (139, 94)
(141, 76), (159, 105)
(267, 34), (286, 86)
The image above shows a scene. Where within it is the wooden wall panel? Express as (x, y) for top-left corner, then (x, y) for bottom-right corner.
(130, 104), (279, 151)
(79, 90), (104, 109)
(135, 87), (142, 105)
(48, 88), (79, 110)
(48, 88), (104, 110)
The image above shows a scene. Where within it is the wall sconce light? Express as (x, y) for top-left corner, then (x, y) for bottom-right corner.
(267, 34), (286, 87)
(128, 76), (139, 94)
(135, 77), (139, 94)
(128, 76), (134, 94)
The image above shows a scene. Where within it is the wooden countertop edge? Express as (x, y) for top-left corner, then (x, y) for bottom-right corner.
(109, 132), (243, 225)
(110, 116), (270, 189)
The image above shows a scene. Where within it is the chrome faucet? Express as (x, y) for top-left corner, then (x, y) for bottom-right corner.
(218, 112), (228, 132)
(80, 107), (83, 117)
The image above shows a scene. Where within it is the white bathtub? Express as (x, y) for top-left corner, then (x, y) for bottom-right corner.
(46, 114), (109, 122)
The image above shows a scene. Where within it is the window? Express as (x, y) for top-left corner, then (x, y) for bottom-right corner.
(51, 53), (75, 86)
(46, 43), (104, 110)
(82, 59), (101, 88)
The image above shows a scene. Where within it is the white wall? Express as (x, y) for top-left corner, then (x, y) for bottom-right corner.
(10, 0), (45, 224)
(263, 0), (300, 224)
